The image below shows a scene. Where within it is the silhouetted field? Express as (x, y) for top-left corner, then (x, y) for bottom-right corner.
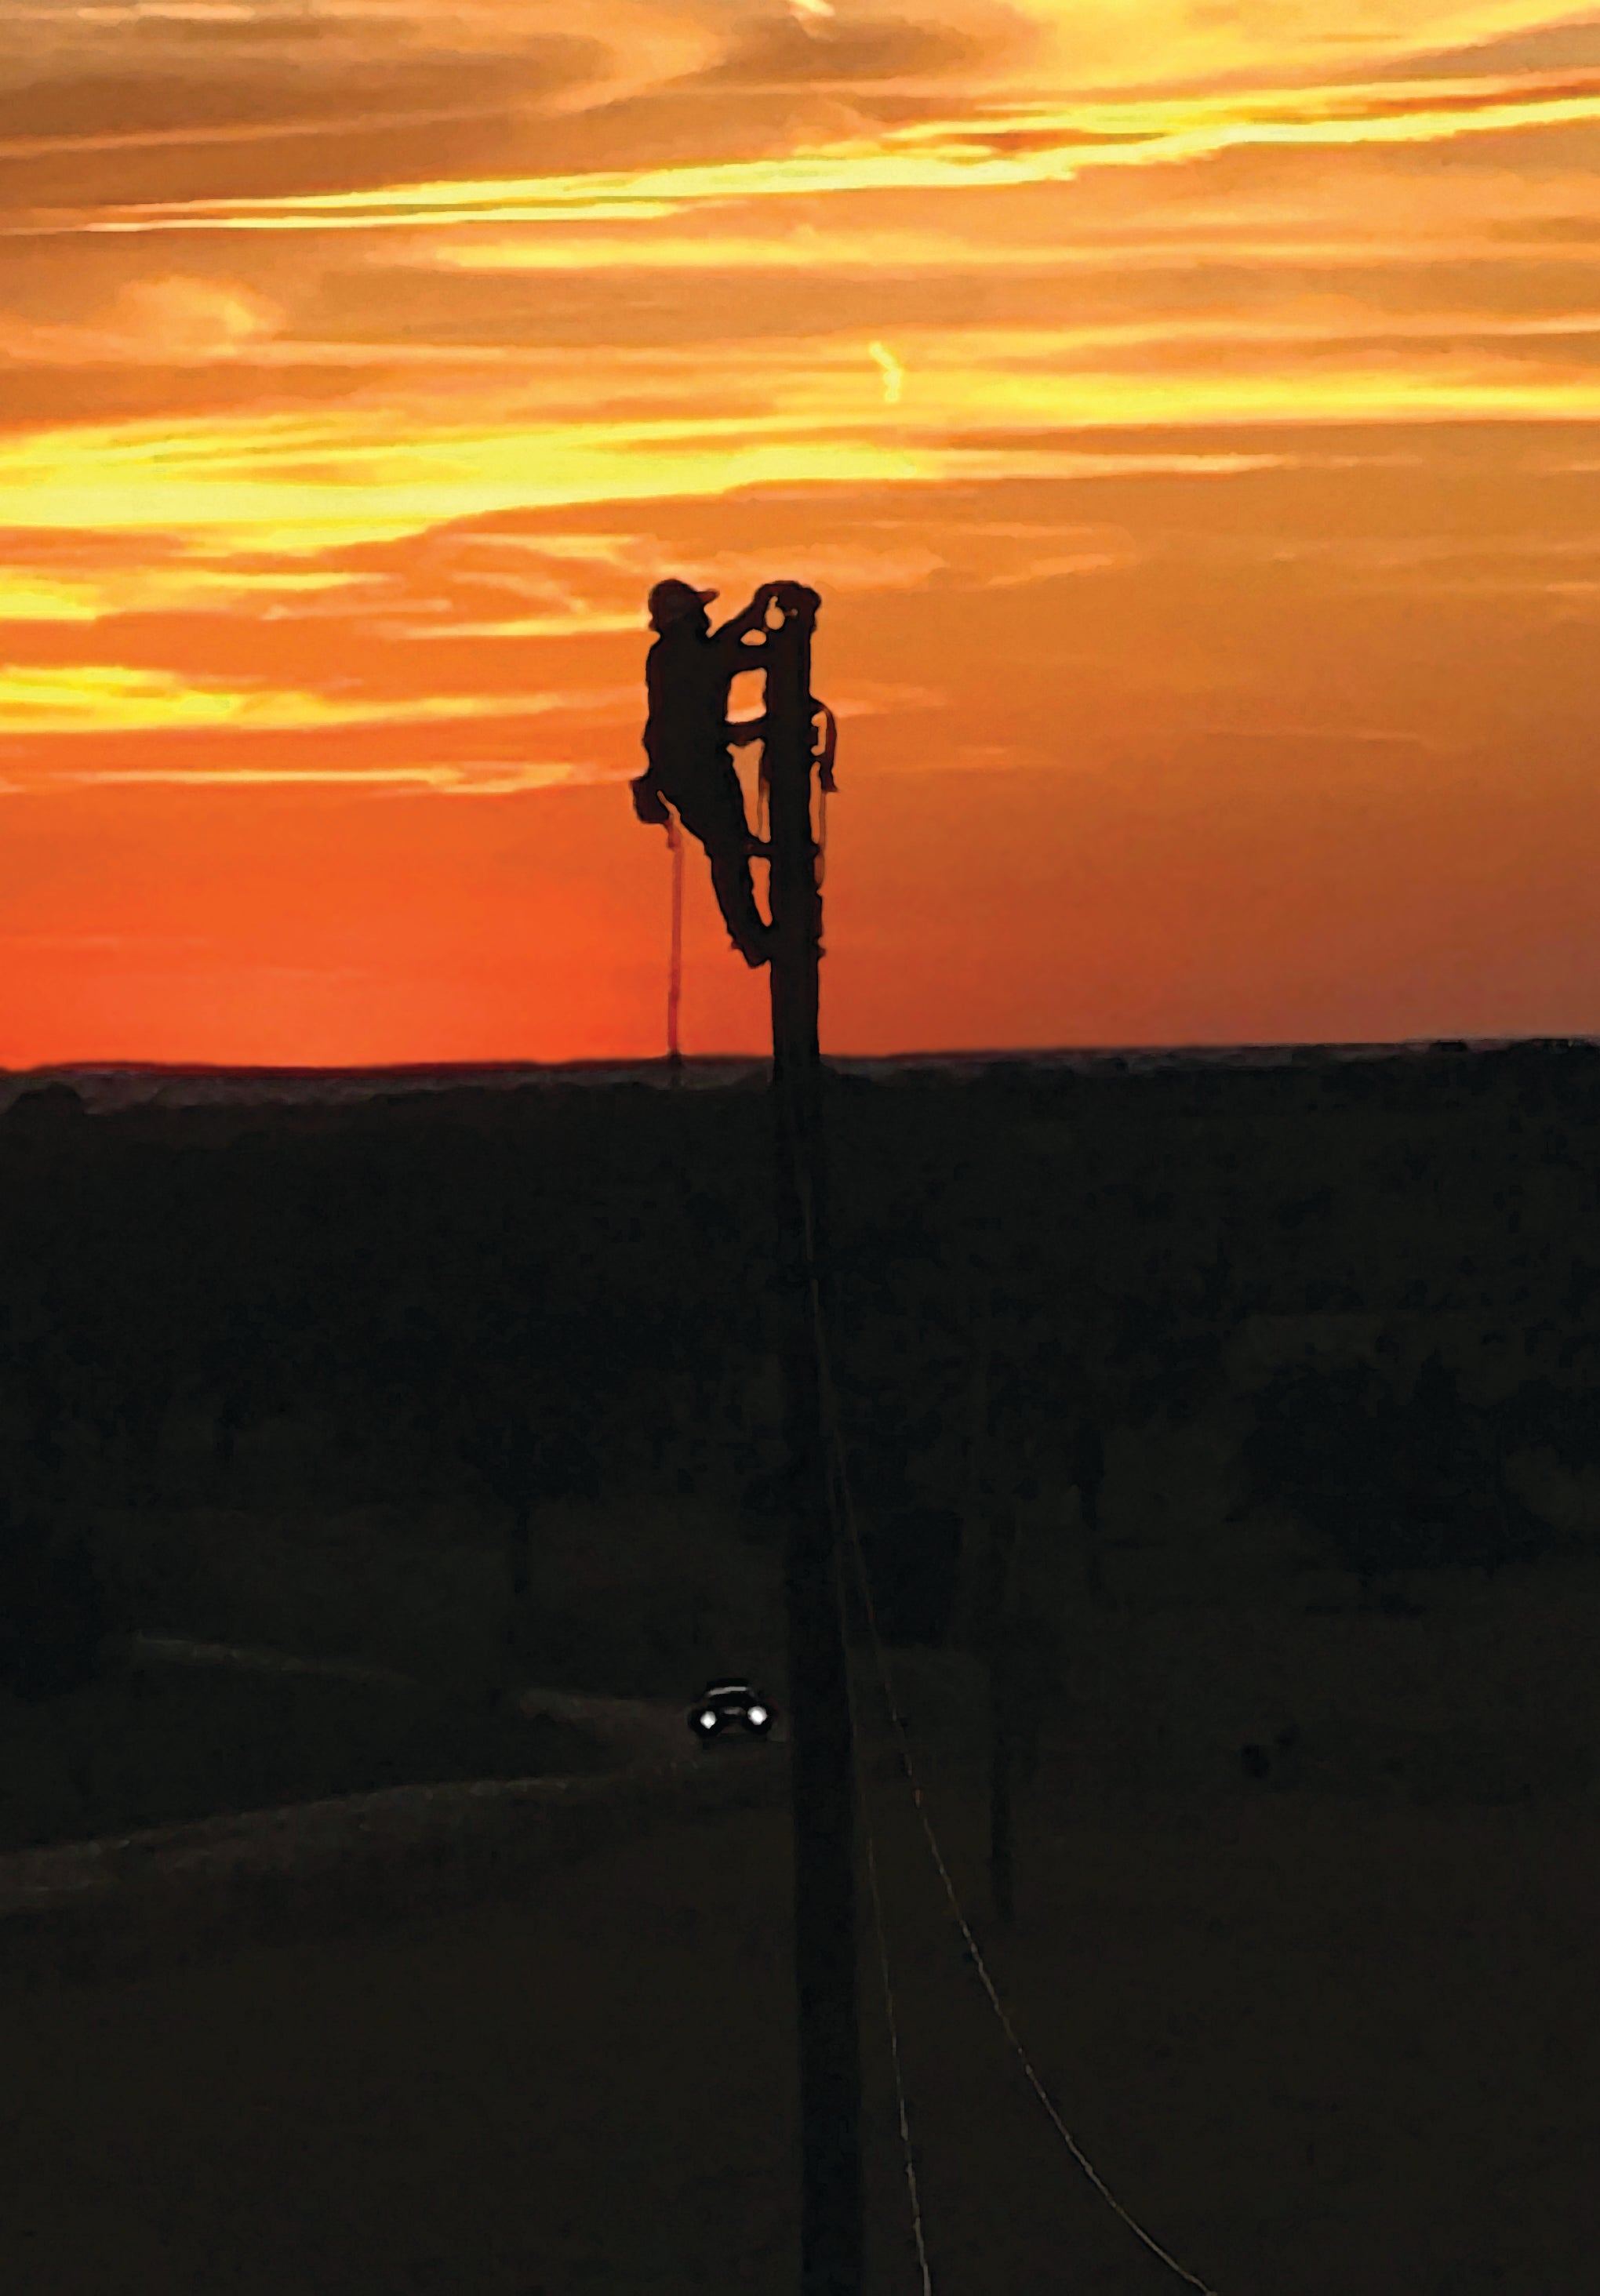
(0, 1642), (609, 1855)
(4, 1717), (1596, 2294)
(5, 1037), (1599, 1791)
(2, 1037), (1598, 2288)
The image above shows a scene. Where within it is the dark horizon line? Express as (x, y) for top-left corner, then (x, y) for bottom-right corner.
(2, 1031), (1589, 1082)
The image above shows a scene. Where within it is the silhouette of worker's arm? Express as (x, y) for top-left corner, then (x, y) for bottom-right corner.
(725, 690), (826, 750)
(712, 583), (781, 657)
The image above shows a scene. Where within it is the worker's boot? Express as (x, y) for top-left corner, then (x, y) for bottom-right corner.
(711, 854), (774, 966)
(735, 925), (776, 968)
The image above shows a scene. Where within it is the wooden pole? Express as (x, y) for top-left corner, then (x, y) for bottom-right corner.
(955, 1284), (994, 1641)
(765, 581), (862, 2296)
(963, 1273), (1040, 1931)
(1075, 1410), (1107, 1604)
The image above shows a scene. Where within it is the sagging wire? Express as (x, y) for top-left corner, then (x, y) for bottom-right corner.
(790, 1134), (1225, 2296)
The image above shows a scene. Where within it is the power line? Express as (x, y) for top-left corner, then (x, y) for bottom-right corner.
(840, 1542), (936, 2294)
(794, 1132), (1227, 2296)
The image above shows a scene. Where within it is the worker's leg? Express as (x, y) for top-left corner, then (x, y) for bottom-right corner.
(656, 762), (751, 851)
(708, 854), (774, 967)
(667, 782), (773, 966)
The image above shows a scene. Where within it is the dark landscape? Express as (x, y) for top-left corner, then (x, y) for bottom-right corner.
(3, 1033), (1599, 2293)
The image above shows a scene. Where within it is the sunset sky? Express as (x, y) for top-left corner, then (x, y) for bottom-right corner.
(2, 0), (1598, 1066)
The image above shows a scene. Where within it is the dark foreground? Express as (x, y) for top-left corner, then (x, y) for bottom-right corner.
(5, 1736), (1595, 2296)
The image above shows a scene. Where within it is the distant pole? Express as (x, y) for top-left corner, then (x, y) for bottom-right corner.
(962, 1253), (1031, 1931)
(765, 580), (862, 2296)
(965, 1284), (1020, 1930)
(986, 1499), (1022, 1928)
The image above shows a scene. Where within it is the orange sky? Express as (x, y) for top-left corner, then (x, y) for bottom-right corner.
(2, 0), (1599, 1065)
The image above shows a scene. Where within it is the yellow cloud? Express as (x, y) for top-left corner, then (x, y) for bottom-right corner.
(429, 226), (1021, 271)
(1002, 0), (1600, 89)
(0, 578), (101, 623)
(0, 664), (635, 734)
(0, 405), (936, 549)
(2, 306), (1596, 572)
(32, 68), (1600, 244)
(0, 566), (369, 621)
(45, 761), (598, 792)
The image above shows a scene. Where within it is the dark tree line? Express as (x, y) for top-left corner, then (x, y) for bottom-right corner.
(4, 1047), (1600, 1706)
(1239, 1350), (1573, 1600)
(0, 1502), (108, 1703)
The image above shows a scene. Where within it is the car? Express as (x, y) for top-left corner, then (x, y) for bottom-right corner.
(688, 1679), (773, 1743)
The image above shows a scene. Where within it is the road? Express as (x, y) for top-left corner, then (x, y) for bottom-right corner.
(0, 1636), (791, 1996)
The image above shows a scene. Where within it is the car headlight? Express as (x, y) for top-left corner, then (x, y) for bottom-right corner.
(699, 1710), (718, 1731)
(747, 1706), (768, 1726)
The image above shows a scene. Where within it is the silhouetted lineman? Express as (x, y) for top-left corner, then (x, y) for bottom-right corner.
(631, 577), (783, 967)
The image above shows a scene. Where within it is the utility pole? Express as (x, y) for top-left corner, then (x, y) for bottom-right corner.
(985, 1495), (1022, 1928)
(965, 1289), (1024, 1931)
(764, 580), (862, 2296)
(959, 1260), (1044, 1932)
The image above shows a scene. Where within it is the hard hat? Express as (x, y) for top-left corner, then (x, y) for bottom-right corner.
(649, 578), (718, 625)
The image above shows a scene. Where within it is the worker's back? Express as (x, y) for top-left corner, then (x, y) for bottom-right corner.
(645, 623), (733, 773)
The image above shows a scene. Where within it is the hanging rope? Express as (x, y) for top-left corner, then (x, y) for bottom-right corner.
(666, 808), (684, 1081)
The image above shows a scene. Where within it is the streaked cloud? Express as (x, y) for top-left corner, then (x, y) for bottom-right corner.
(0, 663), (638, 732)
(3, 0), (1599, 1061)
(11, 69), (1598, 243)
(0, 564), (365, 618)
(41, 759), (595, 791)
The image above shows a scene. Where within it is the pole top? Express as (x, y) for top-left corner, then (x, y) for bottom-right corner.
(766, 581), (821, 630)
